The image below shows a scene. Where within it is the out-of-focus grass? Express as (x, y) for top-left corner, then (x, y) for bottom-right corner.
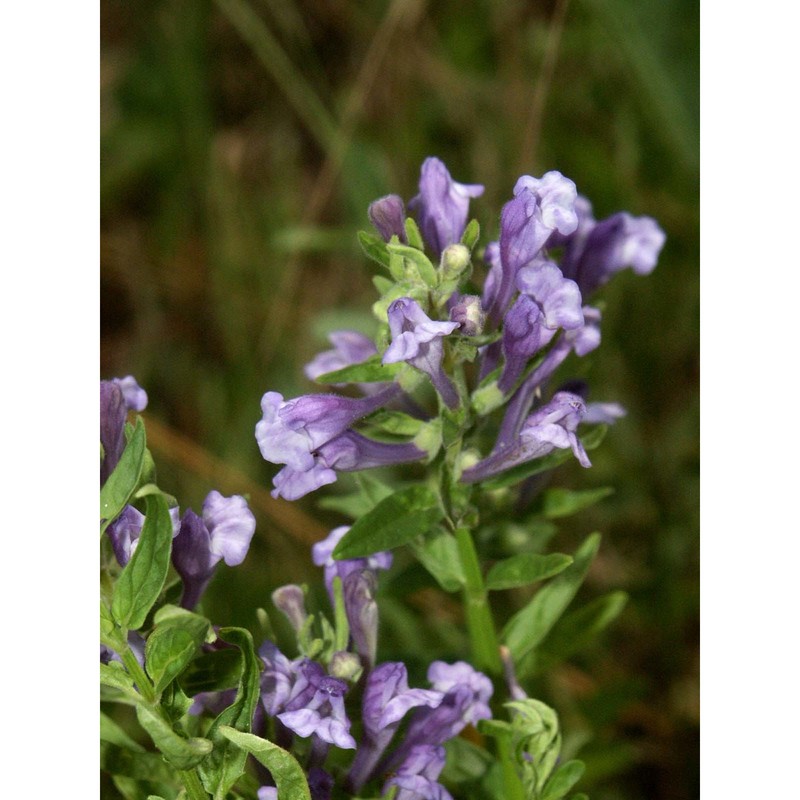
(101, 1), (698, 797)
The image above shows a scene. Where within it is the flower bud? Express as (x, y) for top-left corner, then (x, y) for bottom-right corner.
(449, 294), (485, 336)
(439, 243), (471, 280)
(272, 584), (308, 632)
(329, 650), (363, 683)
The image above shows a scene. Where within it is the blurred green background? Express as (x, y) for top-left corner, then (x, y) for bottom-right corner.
(100, 1), (698, 797)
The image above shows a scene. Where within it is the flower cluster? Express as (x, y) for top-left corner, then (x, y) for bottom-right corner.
(255, 158), (664, 500)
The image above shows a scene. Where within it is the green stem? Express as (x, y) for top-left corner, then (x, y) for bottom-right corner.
(120, 645), (156, 704)
(497, 735), (527, 800)
(178, 768), (210, 800)
(454, 526), (502, 675)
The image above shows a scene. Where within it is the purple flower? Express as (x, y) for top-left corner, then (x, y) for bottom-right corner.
(303, 331), (379, 386)
(347, 662), (444, 792)
(498, 295), (551, 393)
(556, 206), (666, 296)
(259, 640), (297, 716)
(383, 298), (460, 408)
(256, 388), (394, 473)
(271, 430), (427, 501)
(515, 261), (583, 331)
(106, 504), (181, 566)
(461, 391), (591, 484)
(369, 194), (408, 243)
(312, 526), (393, 601)
(487, 171), (578, 324)
(343, 570), (379, 667)
(408, 157), (484, 259)
(172, 491), (256, 609)
(257, 788), (278, 800)
(385, 745), (454, 800)
(278, 675), (357, 750)
(583, 401), (627, 425)
(425, 661), (493, 723)
(100, 376), (147, 485)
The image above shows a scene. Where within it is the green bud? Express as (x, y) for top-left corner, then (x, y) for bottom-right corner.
(329, 650), (363, 682)
(440, 243), (471, 280)
(471, 381), (505, 415)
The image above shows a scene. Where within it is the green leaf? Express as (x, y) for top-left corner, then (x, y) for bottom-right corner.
(527, 591), (629, 675)
(314, 354), (402, 385)
(404, 217), (425, 250)
(409, 528), (465, 592)
(373, 274), (393, 294)
(198, 627), (263, 798)
(461, 218), (480, 251)
(101, 710), (146, 753)
(386, 242), (438, 287)
(541, 760), (586, 800)
(332, 486), (444, 559)
(135, 703), (213, 771)
(100, 417), (146, 533)
(100, 741), (175, 784)
(541, 487), (614, 519)
(502, 533), (601, 663)
(145, 609), (214, 694)
(317, 473), (395, 519)
(111, 492), (174, 631)
(363, 409), (427, 436)
(218, 728), (311, 800)
(101, 600), (126, 652)
(486, 553), (574, 591)
(483, 426), (608, 490)
(441, 737), (494, 783)
(100, 662), (139, 698)
(178, 647), (242, 696)
(358, 229), (390, 268)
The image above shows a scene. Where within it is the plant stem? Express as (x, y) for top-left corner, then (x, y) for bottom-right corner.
(497, 735), (527, 800)
(454, 525), (502, 675)
(178, 768), (210, 800)
(120, 645), (155, 704)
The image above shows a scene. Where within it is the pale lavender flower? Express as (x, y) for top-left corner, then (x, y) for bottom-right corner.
(278, 675), (357, 750)
(383, 298), (460, 408)
(408, 157), (484, 259)
(271, 430), (427, 501)
(259, 641), (296, 716)
(515, 260), (583, 331)
(257, 788), (278, 800)
(312, 526), (393, 601)
(462, 391), (591, 484)
(343, 570), (379, 668)
(347, 662), (444, 792)
(112, 375), (148, 412)
(487, 171), (578, 324)
(584, 401), (627, 425)
(256, 388), (395, 472)
(172, 491), (256, 609)
(369, 194), (408, 243)
(425, 661), (493, 722)
(385, 745), (454, 800)
(556, 206), (666, 296)
(303, 331), (379, 385)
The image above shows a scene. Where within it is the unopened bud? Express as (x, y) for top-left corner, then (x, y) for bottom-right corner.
(329, 650), (363, 682)
(272, 584), (308, 632)
(440, 243), (471, 280)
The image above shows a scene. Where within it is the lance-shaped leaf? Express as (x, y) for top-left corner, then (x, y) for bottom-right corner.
(387, 241), (438, 287)
(145, 607), (214, 694)
(101, 417), (146, 534)
(460, 218), (481, 251)
(541, 487), (614, 519)
(502, 534), (601, 663)
(218, 728), (311, 800)
(111, 492), (173, 631)
(314, 355), (403, 385)
(358, 229), (391, 268)
(332, 485), (444, 559)
(540, 760), (586, 800)
(135, 703), (213, 771)
(198, 627), (263, 798)
(521, 591), (629, 677)
(410, 527), (465, 592)
(100, 741), (175, 784)
(486, 553), (573, 591)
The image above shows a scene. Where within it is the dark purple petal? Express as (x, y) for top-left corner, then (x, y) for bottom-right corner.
(172, 509), (215, 609)
(106, 505), (145, 566)
(408, 157), (484, 259)
(369, 194), (408, 243)
(449, 295), (485, 336)
(100, 381), (127, 485)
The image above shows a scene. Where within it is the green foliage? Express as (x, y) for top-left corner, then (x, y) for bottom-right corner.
(502, 533), (601, 663)
(218, 728), (312, 800)
(100, 417), (147, 534)
(410, 527), (466, 592)
(540, 487), (614, 519)
(314, 355), (403, 385)
(486, 553), (574, 590)
(111, 492), (174, 631)
(135, 704), (213, 771)
(332, 485), (444, 558)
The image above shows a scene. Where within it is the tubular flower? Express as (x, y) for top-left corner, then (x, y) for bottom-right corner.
(408, 157), (484, 259)
(171, 491), (256, 609)
(368, 194), (408, 243)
